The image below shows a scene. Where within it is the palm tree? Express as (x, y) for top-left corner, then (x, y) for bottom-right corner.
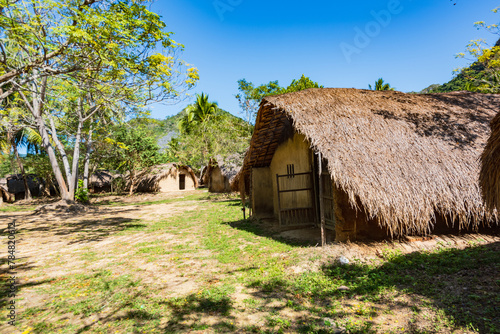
(369, 78), (395, 91)
(178, 93), (220, 134)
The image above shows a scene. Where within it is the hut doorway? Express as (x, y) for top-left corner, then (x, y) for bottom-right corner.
(319, 161), (335, 230)
(276, 170), (316, 227)
(179, 174), (186, 190)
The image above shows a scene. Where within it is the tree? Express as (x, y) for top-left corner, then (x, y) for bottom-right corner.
(169, 111), (252, 170)
(176, 94), (245, 168)
(178, 93), (220, 134)
(0, 0), (199, 101)
(236, 75), (323, 123)
(107, 124), (161, 195)
(455, 9), (500, 93)
(369, 78), (395, 91)
(2, 0), (199, 201)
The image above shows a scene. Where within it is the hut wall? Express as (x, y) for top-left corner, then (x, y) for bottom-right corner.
(158, 169), (196, 192)
(7, 175), (43, 199)
(333, 185), (388, 241)
(209, 167), (227, 193)
(270, 132), (313, 217)
(251, 167), (274, 216)
(180, 169), (196, 190)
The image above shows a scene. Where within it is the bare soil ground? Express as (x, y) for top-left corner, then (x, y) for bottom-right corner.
(0, 191), (498, 333)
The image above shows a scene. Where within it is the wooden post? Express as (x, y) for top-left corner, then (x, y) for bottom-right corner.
(239, 174), (246, 220)
(276, 174), (282, 227)
(318, 153), (326, 247)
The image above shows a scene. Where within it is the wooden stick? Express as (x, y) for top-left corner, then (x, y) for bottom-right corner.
(318, 152), (326, 247)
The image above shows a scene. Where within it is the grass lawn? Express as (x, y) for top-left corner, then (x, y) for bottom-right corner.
(0, 191), (498, 333)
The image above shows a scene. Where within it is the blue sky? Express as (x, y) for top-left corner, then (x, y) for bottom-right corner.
(147, 0), (500, 120)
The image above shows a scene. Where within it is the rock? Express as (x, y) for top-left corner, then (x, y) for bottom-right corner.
(338, 255), (349, 265)
(337, 285), (350, 291)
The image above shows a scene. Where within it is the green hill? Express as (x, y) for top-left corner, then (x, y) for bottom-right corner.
(422, 62), (488, 93)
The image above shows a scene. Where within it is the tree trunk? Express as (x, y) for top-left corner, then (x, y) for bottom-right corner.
(69, 117), (83, 198)
(49, 116), (72, 183)
(21, 75), (71, 201)
(9, 132), (32, 200)
(83, 124), (93, 190)
(129, 169), (135, 195)
(36, 116), (71, 200)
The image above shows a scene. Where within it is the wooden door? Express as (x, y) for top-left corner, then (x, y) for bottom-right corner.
(179, 174), (186, 190)
(276, 171), (316, 227)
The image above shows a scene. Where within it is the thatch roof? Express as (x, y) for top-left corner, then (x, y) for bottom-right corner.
(233, 88), (500, 236)
(6, 174), (43, 195)
(0, 184), (14, 203)
(89, 171), (118, 188)
(135, 163), (198, 192)
(203, 156), (241, 186)
(480, 112), (500, 211)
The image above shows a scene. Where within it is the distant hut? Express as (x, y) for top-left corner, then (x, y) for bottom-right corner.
(89, 171), (120, 193)
(203, 157), (241, 193)
(5, 174), (43, 200)
(232, 88), (500, 242)
(135, 163), (198, 193)
(480, 112), (500, 211)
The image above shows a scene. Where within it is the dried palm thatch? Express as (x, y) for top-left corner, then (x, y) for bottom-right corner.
(203, 156), (241, 193)
(89, 171), (119, 192)
(135, 163), (198, 193)
(233, 88), (500, 237)
(480, 112), (500, 211)
(0, 184), (14, 203)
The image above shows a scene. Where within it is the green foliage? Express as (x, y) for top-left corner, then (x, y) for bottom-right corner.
(236, 74), (323, 123)
(24, 153), (58, 194)
(75, 180), (89, 203)
(0, 0), (198, 201)
(445, 8), (500, 93)
(0, 0), (199, 98)
(107, 124), (162, 174)
(368, 78), (395, 91)
(0, 153), (15, 177)
(168, 110), (252, 169)
(178, 93), (220, 134)
(425, 62), (489, 93)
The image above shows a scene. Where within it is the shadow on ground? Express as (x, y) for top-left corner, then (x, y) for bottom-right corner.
(224, 218), (318, 247)
(12, 207), (147, 245)
(244, 241), (500, 333)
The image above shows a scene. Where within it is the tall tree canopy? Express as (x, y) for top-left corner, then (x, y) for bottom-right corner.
(450, 7), (500, 93)
(178, 93), (220, 134)
(0, 0), (199, 201)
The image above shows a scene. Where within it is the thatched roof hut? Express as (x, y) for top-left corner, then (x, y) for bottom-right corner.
(135, 163), (198, 193)
(88, 171), (121, 193)
(4, 174), (44, 200)
(480, 112), (500, 211)
(233, 88), (499, 240)
(202, 157), (241, 193)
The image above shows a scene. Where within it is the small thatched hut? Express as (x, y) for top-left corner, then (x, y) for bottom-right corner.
(4, 174), (44, 200)
(88, 171), (121, 193)
(480, 112), (500, 211)
(232, 88), (500, 241)
(135, 163), (198, 193)
(202, 157), (241, 193)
